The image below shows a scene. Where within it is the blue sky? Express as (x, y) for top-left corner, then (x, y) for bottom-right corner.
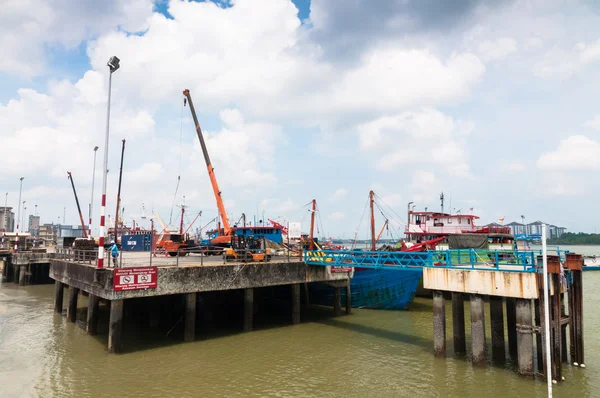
(2, 0), (600, 238)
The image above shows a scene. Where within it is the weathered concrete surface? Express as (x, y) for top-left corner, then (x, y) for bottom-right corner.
(184, 293), (197, 341)
(423, 268), (539, 299)
(333, 287), (342, 317)
(50, 260), (351, 300)
(243, 288), (253, 332)
(87, 294), (100, 335)
(108, 300), (124, 353)
(490, 296), (506, 363)
(506, 298), (518, 360)
(54, 281), (64, 314)
(291, 284), (300, 325)
(67, 287), (79, 322)
(516, 299), (534, 376)
(433, 290), (446, 357)
(451, 292), (466, 355)
(470, 294), (486, 365)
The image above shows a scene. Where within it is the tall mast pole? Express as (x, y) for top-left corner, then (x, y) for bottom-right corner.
(370, 190), (376, 251)
(16, 177), (24, 231)
(67, 172), (88, 238)
(114, 139), (126, 242)
(309, 199), (316, 250)
(89, 146), (99, 237)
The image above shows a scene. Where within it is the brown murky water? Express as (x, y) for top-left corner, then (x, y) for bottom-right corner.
(1, 271), (599, 397)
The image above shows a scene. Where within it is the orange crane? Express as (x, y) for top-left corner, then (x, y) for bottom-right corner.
(67, 172), (88, 239)
(183, 89), (232, 246)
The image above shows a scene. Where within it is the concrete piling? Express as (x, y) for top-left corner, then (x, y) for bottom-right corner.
(86, 294), (100, 335)
(470, 294), (486, 365)
(506, 298), (518, 360)
(516, 299), (534, 377)
(345, 279), (352, 315)
(19, 264), (27, 286)
(291, 284), (301, 325)
(244, 288), (254, 332)
(67, 286), (79, 322)
(490, 296), (506, 363)
(333, 287), (342, 317)
(433, 291), (446, 357)
(184, 293), (197, 342)
(54, 281), (64, 314)
(451, 292), (466, 355)
(108, 300), (124, 353)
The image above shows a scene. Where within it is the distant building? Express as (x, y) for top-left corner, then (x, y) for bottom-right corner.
(506, 222), (527, 236)
(39, 223), (57, 242)
(487, 220), (566, 239)
(28, 215), (41, 236)
(0, 207), (15, 232)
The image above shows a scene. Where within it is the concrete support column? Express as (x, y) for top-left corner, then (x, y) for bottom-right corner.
(506, 298), (518, 360)
(470, 294), (486, 365)
(67, 286), (79, 323)
(516, 298), (534, 377)
(433, 291), (446, 357)
(333, 287), (342, 317)
(490, 296), (506, 363)
(18, 264), (27, 286)
(86, 294), (100, 335)
(184, 293), (197, 342)
(303, 283), (310, 308)
(54, 281), (64, 314)
(244, 288), (254, 332)
(345, 279), (352, 315)
(291, 284), (301, 325)
(108, 299), (124, 353)
(451, 292), (466, 355)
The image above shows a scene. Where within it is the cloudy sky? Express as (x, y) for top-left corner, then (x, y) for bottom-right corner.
(2, 0), (600, 239)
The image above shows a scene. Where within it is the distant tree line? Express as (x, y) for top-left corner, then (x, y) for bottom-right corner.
(547, 232), (600, 245)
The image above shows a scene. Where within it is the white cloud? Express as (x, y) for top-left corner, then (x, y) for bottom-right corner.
(537, 135), (600, 171)
(0, 0), (153, 77)
(477, 37), (517, 61)
(329, 188), (348, 202)
(584, 115), (600, 130)
(410, 170), (439, 204)
(358, 109), (472, 177)
(534, 39), (600, 80)
(328, 211), (346, 221)
(506, 161), (526, 172)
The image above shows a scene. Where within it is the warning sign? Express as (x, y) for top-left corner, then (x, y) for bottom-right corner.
(331, 266), (353, 273)
(114, 267), (158, 291)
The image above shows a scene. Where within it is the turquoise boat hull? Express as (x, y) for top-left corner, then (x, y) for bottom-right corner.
(310, 268), (423, 310)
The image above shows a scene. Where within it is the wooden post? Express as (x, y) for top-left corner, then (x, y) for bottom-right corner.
(516, 299), (534, 377)
(54, 281), (64, 314)
(433, 291), (446, 357)
(67, 286), (79, 322)
(108, 299), (124, 353)
(292, 284), (301, 325)
(451, 292), (466, 355)
(560, 293), (568, 363)
(470, 294), (486, 365)
(86, 294), (100, 335)
(244, 288), (253, 332)
(184, 293), (197, 342)
(490, 296), (505, 363)
(333, 287), (342, 317)
(345, 279), (352, 315)
(506, 298), (518, 360)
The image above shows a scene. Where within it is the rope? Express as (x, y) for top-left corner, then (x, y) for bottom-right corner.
(353, 195), (370, 249)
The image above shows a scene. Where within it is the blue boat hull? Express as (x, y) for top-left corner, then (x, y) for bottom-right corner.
(310, 268), (423, 310)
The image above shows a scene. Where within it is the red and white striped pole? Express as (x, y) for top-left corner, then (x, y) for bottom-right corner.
(14, 232), (18, 253)
(97, 56), (120, 268)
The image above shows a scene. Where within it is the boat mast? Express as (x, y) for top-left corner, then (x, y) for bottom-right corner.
(370, 190), (376, 251)
(67, 172), (88, 239)
(309, 199), (316, 250)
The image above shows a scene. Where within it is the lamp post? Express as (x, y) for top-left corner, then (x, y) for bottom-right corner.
(97, 56), (120, 269)
(3, 192), (7, 232)
(23, 206), (27, 233)
(16, 177), (24, 231)
(89, 146), (99, 238)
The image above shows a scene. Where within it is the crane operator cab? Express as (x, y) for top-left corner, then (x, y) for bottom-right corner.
(224, 234), (272, 262)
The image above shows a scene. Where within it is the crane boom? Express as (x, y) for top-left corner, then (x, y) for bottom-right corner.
(67, 172), (88, 238)
(183, 89), (231, 236)
(376, 219), (388, 243)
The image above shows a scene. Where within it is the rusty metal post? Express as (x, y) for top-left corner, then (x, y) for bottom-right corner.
(490, 296), (505, 363)
(451, 292), (466, 355)
(516, 298), (534, 377)
(560, 293), (568, 363)
(433, 291), (446, 357)
(470, 294), (486, 365)
(506, 297), (518, 360)
(551, 274), (562, 381)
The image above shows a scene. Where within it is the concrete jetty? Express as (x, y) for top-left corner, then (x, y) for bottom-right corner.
(50, 251), (353, 353)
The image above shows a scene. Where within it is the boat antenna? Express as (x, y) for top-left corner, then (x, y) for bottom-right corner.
(440, 191), (445, 214)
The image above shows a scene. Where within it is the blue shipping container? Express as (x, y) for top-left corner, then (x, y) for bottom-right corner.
(121, 234), (152, 251)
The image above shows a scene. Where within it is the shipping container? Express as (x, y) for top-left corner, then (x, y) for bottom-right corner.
(121, 234), (153, 251)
